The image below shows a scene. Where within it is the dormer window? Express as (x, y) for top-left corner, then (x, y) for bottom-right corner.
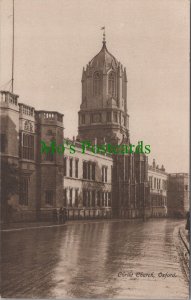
(93, 72), (101, 96)
(108, 72), (116, 97)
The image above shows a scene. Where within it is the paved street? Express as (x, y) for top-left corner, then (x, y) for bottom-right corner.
(1, 219), (189, 299)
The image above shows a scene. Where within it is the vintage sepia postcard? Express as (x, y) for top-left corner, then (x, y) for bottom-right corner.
(0, 0), (190, 299)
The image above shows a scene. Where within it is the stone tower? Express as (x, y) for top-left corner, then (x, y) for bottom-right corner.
(78, 35), (129, 145)
(77, 34), (150, 219)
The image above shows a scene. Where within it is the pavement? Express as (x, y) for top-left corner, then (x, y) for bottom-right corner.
(1, 219), (188, 299)
(1, 218), (129, 232)
(176, 224), (190, 282)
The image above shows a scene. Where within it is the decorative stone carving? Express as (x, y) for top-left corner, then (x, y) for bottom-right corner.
(24, 120), (33, 132)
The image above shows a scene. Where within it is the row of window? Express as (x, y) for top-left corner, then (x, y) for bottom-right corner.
(152, 196), (167, 207)
(64, 157), (79, 178)
(19, 177), (54, 206)
(19, 178), (167, 208)
(1, 133), (66, 162)
(19, 182), (112, 208)
(1, 133), (34, 160)
(83, 161), (95, 180)
(64, 188), (111, 208)
(81, 112), (125, 125)
(149, 176), (167, 190)
(64, 157), (108, 183)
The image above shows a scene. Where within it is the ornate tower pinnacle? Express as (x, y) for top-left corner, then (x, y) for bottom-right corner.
(77, 33), (129, 145)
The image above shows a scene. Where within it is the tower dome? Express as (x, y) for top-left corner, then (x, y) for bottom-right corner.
(89, 41), (119, 72)
(78, 34), (129, 145)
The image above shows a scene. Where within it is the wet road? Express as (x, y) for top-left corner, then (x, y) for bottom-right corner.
(1, 219), (189, 299)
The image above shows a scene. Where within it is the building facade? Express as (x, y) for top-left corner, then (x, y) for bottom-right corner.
(78, 38), (150, 219)
(0, 90), (114, 222)
(1, 38), (188, 223)
(167, 173), (189, 217)
(0, 91), (64, 222)
(148, 159), (168, 217)
(63, 140), (113, 219)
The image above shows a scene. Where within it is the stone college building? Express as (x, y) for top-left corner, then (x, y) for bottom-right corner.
(0, 37), (188, 223)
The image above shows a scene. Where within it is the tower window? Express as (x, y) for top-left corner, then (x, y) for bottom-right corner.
(81, 114), (85, 124)
(93, 113), (101, 123)
(106, 112), (111, 122)
(113, 112), (118, 123)
(108, 72), (116, 96)
(90, 114), (94, 123)
(93, 72), (101, 96)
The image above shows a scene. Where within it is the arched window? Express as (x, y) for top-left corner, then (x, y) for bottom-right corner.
(93, 72), (101, 96)
(108, 72), (116, 96)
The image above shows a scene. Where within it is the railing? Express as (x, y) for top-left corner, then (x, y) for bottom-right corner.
(36, 111), (63, 122)
(169, 173), (188, 177)
(19, 104), (34, 116)
(0, 91), (18, 106)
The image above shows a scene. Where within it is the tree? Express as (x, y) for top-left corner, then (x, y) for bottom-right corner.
(1, 159), (19, 223)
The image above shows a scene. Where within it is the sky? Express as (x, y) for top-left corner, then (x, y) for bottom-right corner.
(0, 0), (190, 173)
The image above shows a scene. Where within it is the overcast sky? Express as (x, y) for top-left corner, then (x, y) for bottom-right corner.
(1, 0), (189, 173)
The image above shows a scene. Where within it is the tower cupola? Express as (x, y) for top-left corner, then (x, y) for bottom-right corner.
(78, 33), (129, 145)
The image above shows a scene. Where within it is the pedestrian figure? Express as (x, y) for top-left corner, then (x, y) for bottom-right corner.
(185, 211), (190, 232)
(52, 208), (57, 223)
(59, 207), (63, 224)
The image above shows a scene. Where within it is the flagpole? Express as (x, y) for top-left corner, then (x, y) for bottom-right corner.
(11, 0), (14, 93)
